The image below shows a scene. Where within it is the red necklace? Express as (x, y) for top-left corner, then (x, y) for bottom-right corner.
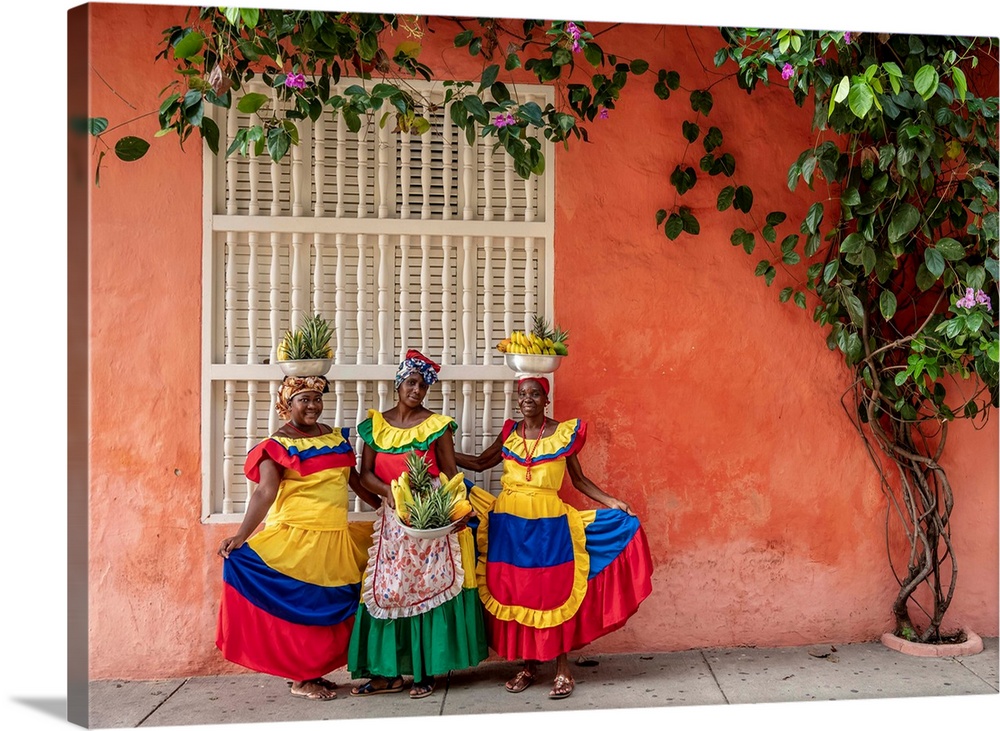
(286, 421), (323, 438)
(520, 420), (546, 481)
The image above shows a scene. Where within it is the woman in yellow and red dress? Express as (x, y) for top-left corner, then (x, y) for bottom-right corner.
(455, 375), (653, 700)
(216, 375), (379, 700)
(347, 350), (487, 700)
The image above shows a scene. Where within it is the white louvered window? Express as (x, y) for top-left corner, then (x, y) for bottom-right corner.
(202, 81), (555, 521)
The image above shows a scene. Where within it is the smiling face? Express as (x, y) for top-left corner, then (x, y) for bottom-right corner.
(397, 373), (430, 409)
(288, 391), (323, 426)
(517, 379), (549, 418)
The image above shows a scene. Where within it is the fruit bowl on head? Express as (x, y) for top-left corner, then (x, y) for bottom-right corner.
(504, 352), (564, 375)
(278, 358), (333, 377)
(400, 520), (462, 540)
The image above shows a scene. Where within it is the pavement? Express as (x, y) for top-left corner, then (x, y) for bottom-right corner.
(74, 636), (999, 730)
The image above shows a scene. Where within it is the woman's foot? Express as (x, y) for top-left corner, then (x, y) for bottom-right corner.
(504, 666), (537, 693)
(289, 678), (337, 700)
(409, 677), (435, 699)
(548, 673), (575, 700)
(350, 676), (405, 696)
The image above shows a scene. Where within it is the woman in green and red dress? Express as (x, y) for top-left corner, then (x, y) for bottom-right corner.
(455, 375), (654, 700)
(347, 350), (488, 699)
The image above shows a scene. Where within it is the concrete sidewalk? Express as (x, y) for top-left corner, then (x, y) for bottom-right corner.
(84, 637), (999, 729)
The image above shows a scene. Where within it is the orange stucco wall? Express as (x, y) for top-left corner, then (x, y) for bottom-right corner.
(85, 4), (999, 679)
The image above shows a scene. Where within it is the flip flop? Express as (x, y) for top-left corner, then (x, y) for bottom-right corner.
(548, 674), (575, 700)
(409, 679), (435, 699)
(504, 669), (536, 693)
(289, 680), (337, 701)
(350, 676), (405, 696)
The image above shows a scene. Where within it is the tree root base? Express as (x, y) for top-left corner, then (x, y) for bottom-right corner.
(881, 628), (983, 657)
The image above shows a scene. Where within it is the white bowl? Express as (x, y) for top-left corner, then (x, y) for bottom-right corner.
(400, 521), (461, 540)
(504, 352), (564, 375)
(277, 358), (332, 377)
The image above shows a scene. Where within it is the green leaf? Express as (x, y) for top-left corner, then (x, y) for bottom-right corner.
(173, 30), (205, 60)
(240, 8), (260, 28)
(915, 263), (938, 291)
(664, 213), (684, 239)
(879, 290), (897, 320)
(840, 233), (866, 254)
(861, 246), (876, 275)
(630, 59), (649, 74)
(682, 120), (700, 143)
(454, 30), (474, 47)
(114, 136), (150, 162)
(805, 202), (824, 234)
(237, 92), (269, 114)
(848, 82), (874, 118)
(823, 260), (840, 284)
(89, 117), (109, 136)
(462, 95), (489, 123)
(505, 53), (521, 71)
(717, 186), (734, 211)
(479, 64), (500, 92)
(779, 286), (793, 303)
(935, 237), (965, 261)
(987, 340), (999, 363)
(266, 126), (291, 162)
(888, 203), (920, 243)
(794, 291), (807, 309)
(924, 247), (946, 278)
(951, 66), (968, 103)
(914, 64), (940, 100)
(844, 292), (865, 328)
(200, 116), (220, 154)
(734, 185), (753, 212)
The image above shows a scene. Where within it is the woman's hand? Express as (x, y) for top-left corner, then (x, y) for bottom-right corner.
(450, 509), (477, 533)
(603, 497), (636, 516)
(217, 535), (246, 559)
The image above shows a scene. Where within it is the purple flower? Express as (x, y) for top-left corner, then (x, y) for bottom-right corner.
(572, 40), (582, 53)
(781, 63), (795, 80)
(956, 287), (993, 313)
(566, 22), (581, 40)
(844, 32), (853, 44)
(599, 108), (609, 120)
(816, 57), (827, 66)
(493, 112), (516, 128)
(284, 73), (306, 90)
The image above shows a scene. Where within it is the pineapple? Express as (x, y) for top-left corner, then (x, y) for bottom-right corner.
(398, 451), (461, 530)
(551, 326), (569, 356)
(277, 314), (334, 360)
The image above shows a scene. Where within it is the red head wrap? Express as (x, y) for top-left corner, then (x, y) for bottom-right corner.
(517, 376), (550, 396)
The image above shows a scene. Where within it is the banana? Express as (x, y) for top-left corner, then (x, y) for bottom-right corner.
(390, 472), (413, 523)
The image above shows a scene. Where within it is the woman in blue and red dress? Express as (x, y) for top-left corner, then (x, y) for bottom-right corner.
(216, 375), (379, 700)
(455, 375), (653, 700)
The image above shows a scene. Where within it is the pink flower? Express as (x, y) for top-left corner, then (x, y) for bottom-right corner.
(599, 108), (609, 120)
(781, 63), (795, 80)
(572, 40), (581, 53)
(844, 32), (853, 44)
(493, 112), (516, 128)
(285, 73), (306, 90)
(566, 22), (581, 40)
(816, 57), (827, 66)
(956, 287), (993, 313)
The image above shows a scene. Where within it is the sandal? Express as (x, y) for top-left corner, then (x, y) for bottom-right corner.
(548, 674), (575, 700)
(350, 676), (405, 696)
(504, 668), (537, 693)
(409, 678), (435, 699)
(289, 679), (337, 701)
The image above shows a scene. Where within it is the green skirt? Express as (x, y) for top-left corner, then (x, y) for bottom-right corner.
(347, 586), (488, 683)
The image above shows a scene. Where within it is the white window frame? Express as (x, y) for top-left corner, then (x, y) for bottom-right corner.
(201, 80), (556, 522)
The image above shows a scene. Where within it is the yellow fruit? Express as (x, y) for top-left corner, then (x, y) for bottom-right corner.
(449, 498), (473, 522)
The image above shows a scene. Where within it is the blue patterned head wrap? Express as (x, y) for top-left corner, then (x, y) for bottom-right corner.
(394, 349), (441, 388)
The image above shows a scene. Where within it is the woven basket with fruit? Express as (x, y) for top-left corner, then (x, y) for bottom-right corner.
(390, 451), (473, 539)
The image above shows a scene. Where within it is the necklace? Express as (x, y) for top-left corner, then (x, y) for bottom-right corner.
(286, 421), (322, 438)
(520, 419), (546, 481)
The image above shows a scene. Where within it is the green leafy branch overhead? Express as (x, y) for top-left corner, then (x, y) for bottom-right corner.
(88, 9), (649, 183)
